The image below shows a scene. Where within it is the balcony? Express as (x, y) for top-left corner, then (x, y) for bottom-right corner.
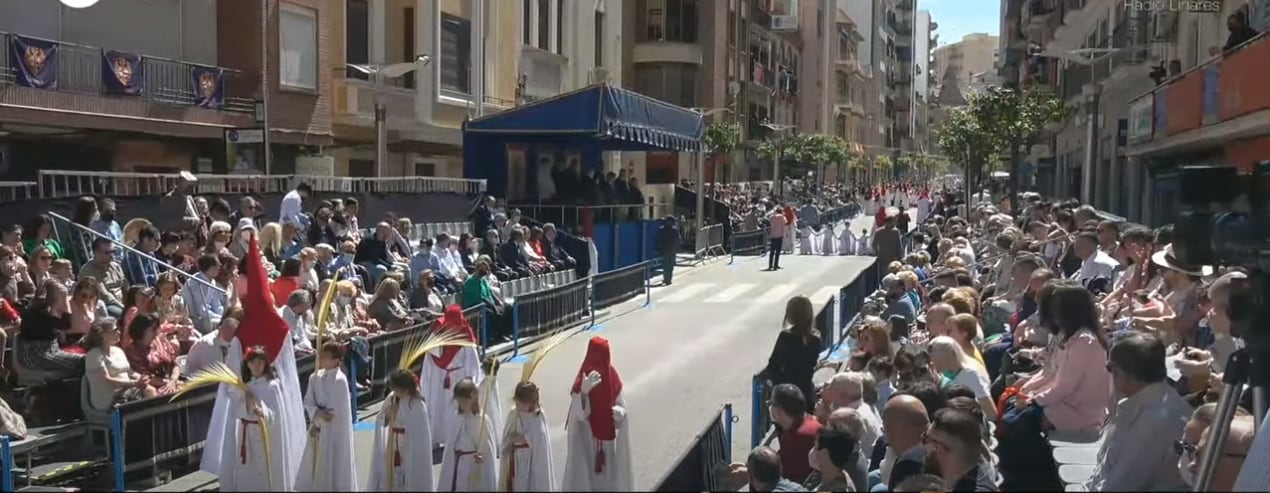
(1126, 33), (1270, 172)
(1049, 0), (1100, 53)
(0, 31), (253, 135)
(751, 4), (773, 32)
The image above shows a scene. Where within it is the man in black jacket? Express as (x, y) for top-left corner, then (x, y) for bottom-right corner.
(498, 228), (533, 278)
(354, 222), (395, 286)
(541, 223), (577, 271)
(656, 216), (681, 286)
(472, 195), (498, 235)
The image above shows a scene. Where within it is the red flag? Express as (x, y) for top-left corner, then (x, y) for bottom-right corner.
(236, 233), (289, 362)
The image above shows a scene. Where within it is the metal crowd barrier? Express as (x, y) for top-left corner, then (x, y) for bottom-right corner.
(729, 229), (769, 260)
(501, 270), (576, 300)
(107, 353), (317, 490)
(508, 278), (592, 358)
(363, 306), (485, 403)
(35, 170), (487, 199)
(749, 258), (880, 449)
(701, 223), (726, 256)
(592, 260), (653, 310)
(0, 181), (37, 202)
(653, 404), (734, 492)
(408, 221), (475, 243)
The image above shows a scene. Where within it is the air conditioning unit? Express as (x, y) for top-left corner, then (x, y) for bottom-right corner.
(588, 67), (610, 84)
(772, 15), (798, 31)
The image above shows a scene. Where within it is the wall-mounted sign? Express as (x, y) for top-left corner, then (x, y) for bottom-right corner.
(1128, 94), (1154, 144)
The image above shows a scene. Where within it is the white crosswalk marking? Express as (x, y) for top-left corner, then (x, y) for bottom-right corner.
(808, 286), (841, 305)
(757, 283), (798, 303)
(660, 283), (716, 303)
(705, 284), (756, 303)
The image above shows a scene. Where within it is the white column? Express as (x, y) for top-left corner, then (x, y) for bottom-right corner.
(472, 0), (487, 115)
(370, 0), (387, 64)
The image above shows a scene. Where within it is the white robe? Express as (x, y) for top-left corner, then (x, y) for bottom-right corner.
(421, 347), (483, 448)
(437, 412), (499, 492)
(219, 378), (288, 492)
(367, 395), (435, 492)
(820, 225), (837, 256)
(295, 368), (358, 491)
(839, 228), (859, 256)
(499, 409), (554, 492)
(562, 393), (633, 491)
(917, 197), (932, 224)
(798, 226), (816, 255)
(203, 337), (307, 492)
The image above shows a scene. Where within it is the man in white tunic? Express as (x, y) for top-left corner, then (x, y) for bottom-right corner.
(563, 336), (633, 491)
(422, 305), (484, 449)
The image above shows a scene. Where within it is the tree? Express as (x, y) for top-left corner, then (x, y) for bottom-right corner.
(935, 103), (1001, 208)
(970, 86), (1070, 214)
(703, 122), (742, 157)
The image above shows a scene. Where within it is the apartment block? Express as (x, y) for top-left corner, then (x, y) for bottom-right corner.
(0, 0), (332, 176)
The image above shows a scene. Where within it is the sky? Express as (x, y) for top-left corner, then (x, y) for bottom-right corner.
(921, 0), (1000, 47)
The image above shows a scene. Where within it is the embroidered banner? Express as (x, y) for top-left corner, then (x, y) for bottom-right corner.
(8, 35), (59, 89)
(191, 65), (224, 109)
(101, 49), (144, 95)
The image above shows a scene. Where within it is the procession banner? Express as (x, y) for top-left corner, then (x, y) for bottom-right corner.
(192, 65), (225, 109)
(102, 49), (144, 96)
(9, 35), (59, 89)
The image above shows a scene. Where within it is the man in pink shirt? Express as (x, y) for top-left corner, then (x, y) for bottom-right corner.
(767, 208), (786, 271)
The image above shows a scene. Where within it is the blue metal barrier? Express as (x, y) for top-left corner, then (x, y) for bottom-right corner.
(750, 376), (766, 449)
(653, 404), (733, 491)
(593, 260), (652, 310)
(514, 278), (592, 340)
(1, 435), (12, 493)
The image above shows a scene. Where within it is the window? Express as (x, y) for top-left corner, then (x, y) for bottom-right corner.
(414, 162), (437, 176)
(403, 7), (416, 89)
(633, 63), (699, 107)
(556, 0), (563, 54)
(440, 14), (472, 94)
(538, 0), (550, 49)
(638, 0), (698, 43)
(523, 0), (532, 45)
(348, 159), (374, 177)
(345, 0), (369, 80)
(595, 11), (605, 67)
(280, 4), (318, 90)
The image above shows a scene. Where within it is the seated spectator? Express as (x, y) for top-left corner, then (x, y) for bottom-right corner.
(867, 357), (896, 405)
(541, 223), (577, 270)
(368, 278), (411, 331)
(1189, 414), (1254, 491)
(78, 238), (127, 317)
(280, 220), (305, 260)
(922, 302), (955, 342)
(928, 336), (995, 420)
(1085, 332), (1190, 491)
(433, 235), (468, 293)
(22, 214), (65, 260)
(880, 276), (916, 325)
(947, 314), (986, 368)
(355, 222), (397, 287)
(297, 247), (321, 292)
(812, 422), (861, 492)
(498, 228), (534, 278)
(330, 240), (361, 282)
(409, 269), (445, 318)
(525, 226), (555, 271)
(83, 317), (146, 414)
(1, 244), (32, 300)
(122, 313), (182, 397)
(68, 277), (110, 341)
(0, 294), (19, 371)
(926, 408), (998, 491)
(123, 226), (162, 287)
(1070, 231), (1118, 289)
(271, 258), (303, 308)
(203, 220), (232, 257)
(457, 233), (479, 273)
(279, 289), (316, 352)
(26, 245), (54, 292)
(874, 394), (930, 492)
(478, 230), (516, 281)
(330, 280), (379, 335)
(307, 207), (340, 247)
(257, 222), (285, 269)
(731, 446), (809, 492)
(770, 383), (821, 484)
(17, 280), (83, 378)
(183, 254), (227, 335)
(389, 218), (413, 259)
(1012, 282), (1109, 433)
(820, 372), (883, 463)
(185, 306), (243, 375)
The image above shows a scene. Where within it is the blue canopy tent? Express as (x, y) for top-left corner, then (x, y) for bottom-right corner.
(462, 84), (704, 272)
(462, 83), (705, 198)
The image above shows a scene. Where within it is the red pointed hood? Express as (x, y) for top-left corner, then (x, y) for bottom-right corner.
(430, 304), (477, 370)
(571, 336), (623, 441)
(236, 234), (289, 362)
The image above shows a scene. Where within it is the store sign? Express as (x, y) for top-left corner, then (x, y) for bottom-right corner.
(1128, 93), (1154, 144)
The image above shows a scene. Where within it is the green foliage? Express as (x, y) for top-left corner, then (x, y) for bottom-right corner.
(703, 122), (742, 156)
(873, 154), (893, 169)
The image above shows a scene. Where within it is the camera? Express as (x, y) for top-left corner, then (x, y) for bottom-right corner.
(1172, 163), (1270, 342)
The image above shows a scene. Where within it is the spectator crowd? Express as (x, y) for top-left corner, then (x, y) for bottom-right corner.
(727, 188), (1266, 492)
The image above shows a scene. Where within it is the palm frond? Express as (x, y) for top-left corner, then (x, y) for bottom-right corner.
(169, 362), (244, 402)
(399, 329), (481, 371)
(520, 331), (572, 383)
(471, 362), (500, 488)
(315, 271), (343, 348)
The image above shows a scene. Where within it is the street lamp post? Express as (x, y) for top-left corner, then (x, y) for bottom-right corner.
(690, 107), (729, 251)
(346, 56), (431, 177)
(761, 122), (796, 198)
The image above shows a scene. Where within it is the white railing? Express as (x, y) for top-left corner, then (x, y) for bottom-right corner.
(34, 170), (487, 198)
(0, 181), (37, 202)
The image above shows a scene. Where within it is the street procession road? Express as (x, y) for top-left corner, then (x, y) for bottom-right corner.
(346, 253), (881, 491)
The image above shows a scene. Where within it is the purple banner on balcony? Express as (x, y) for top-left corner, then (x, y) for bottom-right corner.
(1202, 64), (1220, 126)
(191, 66), (224, 109)
(101, 50), (144, 96)
(1153, 88), (1168, 135)
(8, 35), (59, 89)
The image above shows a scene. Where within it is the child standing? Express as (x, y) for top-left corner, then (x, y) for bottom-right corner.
(295, 342), (357, 491)
(438, 378), (498, 492)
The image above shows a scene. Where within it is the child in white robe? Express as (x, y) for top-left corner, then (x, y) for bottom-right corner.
(500, 381), (554, 491)
(422, 306), (483, 449)
(220, 347), (288, 492)
(438, 378), (498, 492)
(295, 342), (358, 491)
(563, 336), (633, 491)
(367, 369), (435, 492)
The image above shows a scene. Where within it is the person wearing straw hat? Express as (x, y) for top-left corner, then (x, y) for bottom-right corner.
(563, 336), (633, 491)
(1132, 244), (1206, 347)
(294, 341), (357, 491)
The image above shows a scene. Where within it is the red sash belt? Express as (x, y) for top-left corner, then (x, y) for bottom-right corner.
(450, 450), (477, 491)
(391, 427), (406, 466)
(239, 419), (260, 464)
(443, 366), (461, 389)
(506, 442), (531, 491)
(595, 440), (606, 475)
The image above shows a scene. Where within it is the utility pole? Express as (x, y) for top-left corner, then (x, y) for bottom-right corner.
(260, 0), (273, 175)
